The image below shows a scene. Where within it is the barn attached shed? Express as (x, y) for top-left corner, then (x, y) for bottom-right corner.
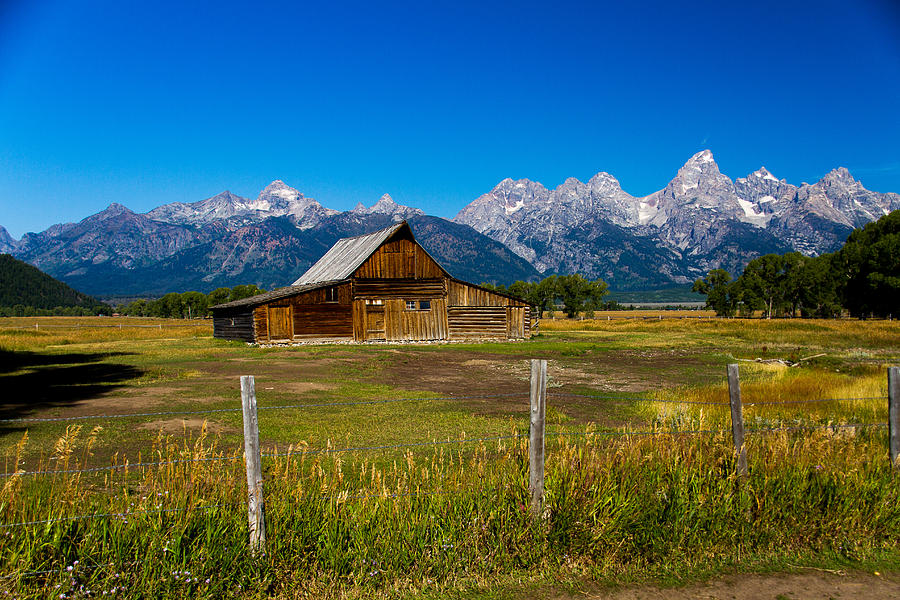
(211, 221), (531, 343)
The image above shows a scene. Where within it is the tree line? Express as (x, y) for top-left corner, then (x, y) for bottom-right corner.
(113, 285), (266, 319)
(693, 210), (899, 318)
(482, 273), (613, 317)
(0, 304), (113, 317)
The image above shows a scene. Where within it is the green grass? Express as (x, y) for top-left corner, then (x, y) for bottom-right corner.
(1, 316), (899, 598)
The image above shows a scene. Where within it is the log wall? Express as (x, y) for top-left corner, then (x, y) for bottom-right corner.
(448, 306), (508, 339)
(212, 311), (256, 342)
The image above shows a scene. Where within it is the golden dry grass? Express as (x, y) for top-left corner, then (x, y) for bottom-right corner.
(0, 316), (212, 351)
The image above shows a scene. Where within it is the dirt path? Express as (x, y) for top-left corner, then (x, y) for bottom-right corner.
(543, 570), (900, 600)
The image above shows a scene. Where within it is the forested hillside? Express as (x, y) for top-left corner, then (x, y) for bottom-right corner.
(0, 254), (109, 315)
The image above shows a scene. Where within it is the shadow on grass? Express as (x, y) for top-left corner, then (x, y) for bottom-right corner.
(0, 349), (143, 433)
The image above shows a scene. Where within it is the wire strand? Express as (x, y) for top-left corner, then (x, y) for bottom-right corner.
(550, 392), (887, 406)
(547, 428), (729, 438)
(0, 502), (235, 530)
(262, 433), (528, 459)
(0, 454), (242, 478)
(0, 394), (525, 424)
(747, 422), (887, 434)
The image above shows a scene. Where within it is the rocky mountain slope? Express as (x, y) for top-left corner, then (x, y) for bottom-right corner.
(454, 150), (899, 288)
(0, 226), (17, 254)
(3, 152), (897, 296)
(5, 183), (538, 296)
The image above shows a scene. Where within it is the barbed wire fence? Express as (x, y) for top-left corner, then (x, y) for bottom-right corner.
(0, 361), (897, 561)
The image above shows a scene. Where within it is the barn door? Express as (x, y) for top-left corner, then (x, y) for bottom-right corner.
(268, 305), (293, 340)
(366, 306), (385, 340)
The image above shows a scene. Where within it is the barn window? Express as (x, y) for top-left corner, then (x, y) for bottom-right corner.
(325, 286), (338, 302)
(419, 300), (431, 310)
(365, 299), (384, 306)
(405, 300), (416, 310)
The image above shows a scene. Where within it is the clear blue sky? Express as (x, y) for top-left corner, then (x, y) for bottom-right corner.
(1, 0), (898, 238)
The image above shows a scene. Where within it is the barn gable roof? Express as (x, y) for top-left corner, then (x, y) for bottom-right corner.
(292, 220), (447, 285)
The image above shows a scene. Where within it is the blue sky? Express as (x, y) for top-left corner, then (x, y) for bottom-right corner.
(0, 0), (898, 238)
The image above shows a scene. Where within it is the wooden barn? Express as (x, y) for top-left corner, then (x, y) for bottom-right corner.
(210, 221), (532, 343)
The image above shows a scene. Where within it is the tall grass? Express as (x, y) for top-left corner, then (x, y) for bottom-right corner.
(643, 362), (889, 429)
(540, 317), (900, 354)
(2, 419), (898, 599)
(2, 317), (899, 597)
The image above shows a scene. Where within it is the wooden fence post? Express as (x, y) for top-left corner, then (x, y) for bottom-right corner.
(241, 375), (266, 553)
(529, 359), (547, 519)
(889, 367), (899, 469)
(727, 364), (748, 476)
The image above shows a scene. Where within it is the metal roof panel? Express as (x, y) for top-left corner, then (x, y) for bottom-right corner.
(292, 222), (408, 285)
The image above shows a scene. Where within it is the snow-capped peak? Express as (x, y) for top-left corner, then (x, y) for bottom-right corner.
(371, 194), (398, 211)
(689, 149), (715, 164)
(751, 167), (779, 182)
(254, 180), (303, 209)
(352, 194), (424, 219)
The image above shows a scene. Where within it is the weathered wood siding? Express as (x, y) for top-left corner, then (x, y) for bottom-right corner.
(385, 298), (448, 341)
(448, 280), (525, 307)
(351, 299), (448, 341)
(353, 279), (445, 299)
(352, 299), (367, 340)
(292, 305), (352, 337)
(288, 283), (353, 339)
(507, 306), (525, 338)
(254, 306), (268, 343)
(290, 284), (352, 305)
(353, 238), (445, 279)
(212, 310), (256, 342)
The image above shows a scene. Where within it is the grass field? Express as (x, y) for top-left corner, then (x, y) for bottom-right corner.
(1, 316), (899, 598)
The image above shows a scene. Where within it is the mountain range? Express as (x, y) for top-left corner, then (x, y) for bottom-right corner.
(1, 151), (897, 297)
(455, 150), (899, 288)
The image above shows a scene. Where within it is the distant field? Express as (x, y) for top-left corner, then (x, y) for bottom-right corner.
(542, 309), (716, 320)
(1, 316), (899, 598)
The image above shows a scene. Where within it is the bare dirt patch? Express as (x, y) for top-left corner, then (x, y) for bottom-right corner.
(35, 386), (185, 418)
(278, 381), (336, 394)
(196, 357), (341, 380)
(371, 348), (718, 425)
(544, 570), (900, 600)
